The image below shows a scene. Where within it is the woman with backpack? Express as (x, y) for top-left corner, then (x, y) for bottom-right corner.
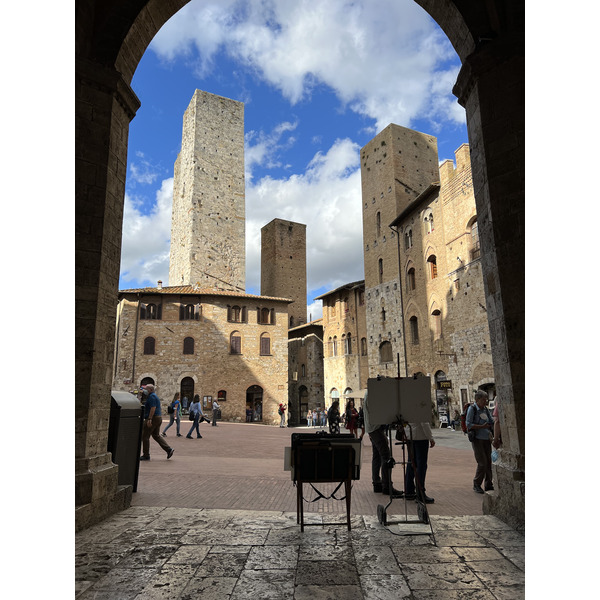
(186, 394), (205, 439)
(161, 392), (182, 437)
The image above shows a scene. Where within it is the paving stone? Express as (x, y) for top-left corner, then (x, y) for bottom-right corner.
(391, 546), (461, 564)
(245, 544), (299, 569)
(230, 569), (296, 599)
(298, 543), (354, 562)
(359, 574), (412, 599)
(179, 576), (238, 599)
(411, 591), (497, 600)
(295, 584), (364, 599)
(400, 562), (482, 590)
(353, 546), (402, 575)
(296, 559), (360, 586)
(163, 544), (211, 566)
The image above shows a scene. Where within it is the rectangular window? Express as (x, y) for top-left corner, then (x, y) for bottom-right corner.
(230, 336), (241, 354)
(260, 336), (271, 356)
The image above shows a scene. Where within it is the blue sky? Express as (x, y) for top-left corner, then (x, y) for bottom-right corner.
(119, 0), (468, 320)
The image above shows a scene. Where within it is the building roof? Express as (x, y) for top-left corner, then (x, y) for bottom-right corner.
(313, 280), (365, 301)
(389, 182), (440, 228)
(118, 284), (293, 303)
(288, 318), (323, 332)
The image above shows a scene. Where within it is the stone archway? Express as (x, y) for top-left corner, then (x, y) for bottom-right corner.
(76, 0), (524, 531)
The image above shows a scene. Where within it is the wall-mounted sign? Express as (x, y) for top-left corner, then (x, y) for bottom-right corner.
(437, 380), (452, 390)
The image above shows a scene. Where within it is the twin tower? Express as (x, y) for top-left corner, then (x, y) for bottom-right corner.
(168, 89), (307, 328)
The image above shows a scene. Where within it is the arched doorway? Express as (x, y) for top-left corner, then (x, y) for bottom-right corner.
(76, 0), (525, 531)
(139, 376), (154, 388)
(298, 386), (308, 425)
(434, 370), (449, 427)
(180, 377), (195, 414)
(246, 385), (263, 423)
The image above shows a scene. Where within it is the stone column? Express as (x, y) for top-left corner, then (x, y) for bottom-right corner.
(75, 57), (140, 531)
(453, 37), (525, 530)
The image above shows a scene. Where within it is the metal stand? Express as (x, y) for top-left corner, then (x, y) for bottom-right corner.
(376, 420), (435, 542)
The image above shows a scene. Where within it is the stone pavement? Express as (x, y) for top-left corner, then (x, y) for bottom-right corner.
(75, 422), (525, 599)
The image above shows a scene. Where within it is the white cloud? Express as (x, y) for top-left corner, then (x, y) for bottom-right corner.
(119, 178), (173, 287)
(245, 137), (364, 302)
(151, 0), (465, 131)
(129, 152), (162, 185)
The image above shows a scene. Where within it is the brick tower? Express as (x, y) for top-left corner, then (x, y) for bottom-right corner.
(261, 219), (307, 328)
(169, 90), (245, 291)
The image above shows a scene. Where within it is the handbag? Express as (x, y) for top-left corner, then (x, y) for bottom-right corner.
(168, 405), (174, 414)
(189, 412), (195, 421)
(467, 430), (476, 442)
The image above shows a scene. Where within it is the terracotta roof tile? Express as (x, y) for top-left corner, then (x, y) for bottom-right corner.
(118, 285), (293, 303)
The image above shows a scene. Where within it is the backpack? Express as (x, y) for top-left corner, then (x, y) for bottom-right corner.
(460, 404), (474, 434)
(278, 406), (283, 415)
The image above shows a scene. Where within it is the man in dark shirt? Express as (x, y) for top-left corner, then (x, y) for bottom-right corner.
(140, 384), (174, 460)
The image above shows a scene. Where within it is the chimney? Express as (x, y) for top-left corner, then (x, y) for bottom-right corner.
(157, 280), (162, 289)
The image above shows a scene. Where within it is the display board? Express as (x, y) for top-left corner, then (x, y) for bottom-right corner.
(366, 376), (431, 425)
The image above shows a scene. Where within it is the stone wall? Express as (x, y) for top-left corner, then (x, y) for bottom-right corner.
(169, 90), (245, 290)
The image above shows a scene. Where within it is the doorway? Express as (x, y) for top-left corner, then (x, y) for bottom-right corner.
(246, 385), (263, 422)
(180, 377), (195, 414)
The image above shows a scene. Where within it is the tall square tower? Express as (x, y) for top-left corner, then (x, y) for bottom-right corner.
(261, 219), (307, 328)
(169, 90), (245, 291)
(361, 124), (439, 376)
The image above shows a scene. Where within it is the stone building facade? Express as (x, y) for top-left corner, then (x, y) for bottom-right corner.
(316, 281), (369, 412)
(112, 286), (291, 425)
(361, 125), (494, 422)
(169, 90), (245, 291)
(287, 319), (324, 425)
(261, 219), (307, 329)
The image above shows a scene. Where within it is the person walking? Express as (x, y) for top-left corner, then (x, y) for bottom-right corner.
(307, 409), (313, 428)
(363, 391), (402, 498)
(327, 400), (341, 435)
(278, 403), (286, 427)
(466, 390), (494, 493)
(357, 406), (365, 440)
(162, 392), (182, 437)
(140, 385), (174, 461)
(403, 422), (436, 503)
(186, 395), (205, 439)
(211, 399), (220, 426)
(344, 399), (359, 437)
(181, 395), (189, 415)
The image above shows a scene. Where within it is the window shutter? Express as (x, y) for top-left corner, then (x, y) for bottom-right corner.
(270, 309), (275, 325)
(180, 305), (184, 320)
(140, 304), (146, 319)
(195, 304), (200, 320)
(261, 336), (270, 355)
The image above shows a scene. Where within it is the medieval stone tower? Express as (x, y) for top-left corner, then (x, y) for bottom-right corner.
(169, 90), (245, 291)
(361, 124), (439, 376)
(261, 218), (307, 328)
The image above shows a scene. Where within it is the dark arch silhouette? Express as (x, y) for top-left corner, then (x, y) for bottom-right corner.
(76, 0), (524, 531)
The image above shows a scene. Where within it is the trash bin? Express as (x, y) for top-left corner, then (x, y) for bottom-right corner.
(108, 391), (144, 491)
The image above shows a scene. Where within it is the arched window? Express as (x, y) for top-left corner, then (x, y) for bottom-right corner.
(228, 305), (247, 323)
(427, 255), (438, 279)
(183, 337), (194, 354)
(217, 390), (227, 402)
(345, 333), (352, 355)
(140, 302), (161, 320)
(424, 210), (434, 234)
(361, 337), (367, 356)
(301, 364), (306, 377)
(230, 331), (241, 354)
(409, 316), (419, 344)
(257, 307), (275, 325)
(379, 341), (393, 363)
(143, 337), (155, 355)
(328, 337), (333, 357)
(332, 336), (338, 357)
(180, 303), (200, 320)
(432, 309), (442, 340)
(404, 229), (413, 250)
(407, 267), (416, 291)
(378, 258), (383, 284)
(376, 211), (381, 237)
(469, 218), (480, 261)
(260, 333), (271, 356)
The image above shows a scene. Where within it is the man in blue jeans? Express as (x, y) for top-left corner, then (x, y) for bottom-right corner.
(466, 390), (494, 493)
(403, 422), (436, 503)
(140, 384), (174, 460)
